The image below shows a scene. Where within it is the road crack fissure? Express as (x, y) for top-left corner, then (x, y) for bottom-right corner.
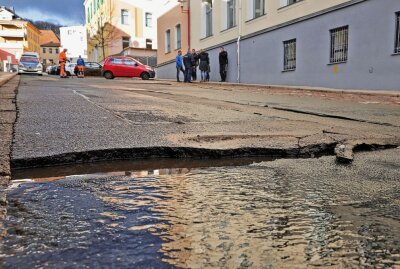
(272, 107), (399, 127)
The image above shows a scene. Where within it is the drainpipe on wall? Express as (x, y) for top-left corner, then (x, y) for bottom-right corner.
(237, 0), (242, 83)
(179, 0), (190, 49)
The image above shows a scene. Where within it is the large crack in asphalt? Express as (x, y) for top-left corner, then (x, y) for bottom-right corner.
(47, 87), (400, 169)
(111, 87), (400, 128)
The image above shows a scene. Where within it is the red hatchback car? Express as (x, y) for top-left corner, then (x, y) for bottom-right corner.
(102, 56), (155, 80)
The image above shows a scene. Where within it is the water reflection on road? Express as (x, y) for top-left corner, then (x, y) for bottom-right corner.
(3, 155), (400, 268)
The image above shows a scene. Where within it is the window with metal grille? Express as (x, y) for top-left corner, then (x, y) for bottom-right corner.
(283, 39), (296, 71)
(330, 26), (348, 63)
(395, 12), (400, 53)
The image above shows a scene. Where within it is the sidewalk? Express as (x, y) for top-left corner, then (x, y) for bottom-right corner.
(0, 73), (18, 236)
(157, 78), (400, 97)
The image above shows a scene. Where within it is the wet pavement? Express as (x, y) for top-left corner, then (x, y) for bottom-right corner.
(2, 149), (400, 268)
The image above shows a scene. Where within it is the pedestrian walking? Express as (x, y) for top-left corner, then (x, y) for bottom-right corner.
(198, 49), (210, 82)
(59, 48), (68, 78)
(176, 50), (184, 82)
(183, 49), (193, 83)
(191, 49), (199, 81)
(219, 47), (228, 82)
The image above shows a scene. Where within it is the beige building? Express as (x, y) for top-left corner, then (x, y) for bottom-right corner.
(158, 0), (400, 91)
(157, 2), (189, 65)
(0, 7), (41, 60)
(84, 0), (176, 62)
(190, 0), (353, 51)
(39, 30), (60, 67)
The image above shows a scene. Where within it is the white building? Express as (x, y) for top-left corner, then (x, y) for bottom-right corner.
(60, 26), (88, 59)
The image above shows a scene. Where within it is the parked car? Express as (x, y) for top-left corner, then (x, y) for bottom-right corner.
(74, 62), (102, 77)
(46, 65), (53, 74)
(65, 63), (77, 76)
(102, 56), (155, 80)
(18, 56), (43, 76)
(50, 65), (60, 75)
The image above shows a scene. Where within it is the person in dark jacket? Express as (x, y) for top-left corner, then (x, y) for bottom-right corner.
(182, 49), (193, 83)
(176, 50), (184, 82)
(219, 47), (228, 82)
(191, 49), (199, 81)
(198, 49), (209, 82)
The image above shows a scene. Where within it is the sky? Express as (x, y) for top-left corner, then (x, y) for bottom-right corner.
(0, 0), (84, 26)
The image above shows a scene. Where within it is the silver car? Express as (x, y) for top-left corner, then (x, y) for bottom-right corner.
(18, 56), (43, 76)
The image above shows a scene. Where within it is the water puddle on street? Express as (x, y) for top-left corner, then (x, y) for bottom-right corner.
(2, 156), (400, 268)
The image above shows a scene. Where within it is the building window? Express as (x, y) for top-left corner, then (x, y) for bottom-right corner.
(49, 48), (53, 54)
(254, 0), (265, 18)
(283, 39), (296, 71)
(145, 13), (152, 27)
(280, 0), (301, 7)
(42, 48), (46, 53)
(227, 0), (236, 29)
(330, 26), (349, 64)
(175, 24), (181, 49)
(204, 0), (213, 37)
(122, 37), (130, 49)
(395, 12), (400, 54)
(165, 30), (171, 53)
(55, 48), (59, 54)
(121, 9), (129, 25)
(146, 38), (152, 49)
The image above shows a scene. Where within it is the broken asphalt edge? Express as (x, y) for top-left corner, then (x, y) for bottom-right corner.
(0, 74), (19, 238)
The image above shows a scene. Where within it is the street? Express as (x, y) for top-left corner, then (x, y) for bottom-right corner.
(12, 76), (400, 165)
(0, 75), (399, 268)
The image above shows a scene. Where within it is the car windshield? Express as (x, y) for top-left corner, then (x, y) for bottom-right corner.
(20, 57), (39, 63)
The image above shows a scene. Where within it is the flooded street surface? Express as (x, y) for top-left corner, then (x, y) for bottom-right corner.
(2, 151), (400, 268)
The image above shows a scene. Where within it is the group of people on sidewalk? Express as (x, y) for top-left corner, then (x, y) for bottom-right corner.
(58, 48), (86, 78)
(176, 47), (228, 83)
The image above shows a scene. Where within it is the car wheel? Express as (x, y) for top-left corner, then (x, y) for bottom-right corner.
(141, 72), (150, 80)
(104, 71), (114, 79)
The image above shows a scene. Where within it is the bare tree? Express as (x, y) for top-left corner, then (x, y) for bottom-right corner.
(87, 6), (120, 61)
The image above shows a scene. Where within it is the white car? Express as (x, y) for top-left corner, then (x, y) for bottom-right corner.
(18, 56), (43, 76)
(46, 65), (53, 74)
(65, 63), (77, 76)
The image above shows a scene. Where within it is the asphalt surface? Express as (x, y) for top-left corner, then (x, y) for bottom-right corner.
(12, 75), (400, 162)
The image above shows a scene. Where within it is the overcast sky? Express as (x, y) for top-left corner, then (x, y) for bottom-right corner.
(0, 0), (84, 25)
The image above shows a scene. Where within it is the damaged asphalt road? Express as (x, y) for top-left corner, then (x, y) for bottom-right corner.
(11, 76), (400, 167)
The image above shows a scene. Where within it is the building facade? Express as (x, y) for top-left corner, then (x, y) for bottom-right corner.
(157, 2), (189, 65)
(39, 30), (60, 67)
(84, 0), (176, 62)
(0, 7), (41, 61)
(60, 26), (88, 60)
(157, 0), (400, 91)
